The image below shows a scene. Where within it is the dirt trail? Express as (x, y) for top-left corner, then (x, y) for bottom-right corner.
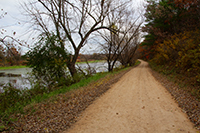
(64, 60), (198, 133)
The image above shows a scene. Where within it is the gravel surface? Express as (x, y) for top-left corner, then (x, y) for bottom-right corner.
(150, 68), (200, 130)
(65, 60), (197, 133)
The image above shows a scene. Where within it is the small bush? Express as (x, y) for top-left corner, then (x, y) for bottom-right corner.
(0, 84), (22, 112)
(26, 33), (71, 88)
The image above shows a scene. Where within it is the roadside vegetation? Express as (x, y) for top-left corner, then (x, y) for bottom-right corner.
(148, 29), (200, 100)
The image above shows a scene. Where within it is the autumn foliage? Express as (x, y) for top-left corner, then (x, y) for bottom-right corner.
(141, 0), (200, 85)
(0, 44), (23, 66)
(152, 29), (200, 85)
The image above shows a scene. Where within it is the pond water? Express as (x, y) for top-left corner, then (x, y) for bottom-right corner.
(0, 68), (32, 90)
(0, 61), (120, 91)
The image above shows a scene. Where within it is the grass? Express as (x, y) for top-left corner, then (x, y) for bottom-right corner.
(134, 60), (141, 66)
(30, 72), (110, 104)
(0, 65), (27, 70)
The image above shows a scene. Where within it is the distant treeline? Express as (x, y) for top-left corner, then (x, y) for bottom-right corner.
(0, 45), (26, 66)
(77, 53), (106, 62)
(0, 50), (107, 66)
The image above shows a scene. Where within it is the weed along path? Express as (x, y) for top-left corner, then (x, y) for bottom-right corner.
(64, 60), (198, 133)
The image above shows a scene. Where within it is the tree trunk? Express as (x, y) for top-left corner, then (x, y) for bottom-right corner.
(67, 48), (80, 78)
(67, 62), (77, 78)
(107, 60), (112, 72)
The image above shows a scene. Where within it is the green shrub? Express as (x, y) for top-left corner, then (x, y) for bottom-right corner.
(26, 33), (71, 88)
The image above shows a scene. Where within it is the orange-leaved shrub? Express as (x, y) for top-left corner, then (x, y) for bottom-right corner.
(152, 29), (200, 85)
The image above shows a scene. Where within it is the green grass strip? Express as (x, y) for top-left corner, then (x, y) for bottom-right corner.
(30, 72), (110, 104)
(0, 66), (27, 70)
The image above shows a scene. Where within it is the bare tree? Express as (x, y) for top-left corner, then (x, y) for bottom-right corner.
(22, 0), (131, 77)
(118, 31), (142, 67)
(98, 8), (143, 71)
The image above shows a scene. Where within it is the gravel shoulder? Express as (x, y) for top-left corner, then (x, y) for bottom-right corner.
(150, 64), (200, 130)
(65, 60), (198, 133)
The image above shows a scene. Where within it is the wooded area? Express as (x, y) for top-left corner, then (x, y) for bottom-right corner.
(140, 0), (200, 85)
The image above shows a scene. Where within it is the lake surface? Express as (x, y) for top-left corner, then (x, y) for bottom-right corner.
(0, 68), (32, 90)
(0, 61), (120, 91)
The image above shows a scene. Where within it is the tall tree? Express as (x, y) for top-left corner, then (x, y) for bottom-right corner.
(142, 0), (193, 59)
(23, 0), (132, 77)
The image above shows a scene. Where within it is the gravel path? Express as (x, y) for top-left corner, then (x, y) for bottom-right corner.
(65, 60), (198, 133)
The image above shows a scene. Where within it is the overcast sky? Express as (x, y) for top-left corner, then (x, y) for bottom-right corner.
(0, 0), (26, 37)
(0, 0), (145, 54)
